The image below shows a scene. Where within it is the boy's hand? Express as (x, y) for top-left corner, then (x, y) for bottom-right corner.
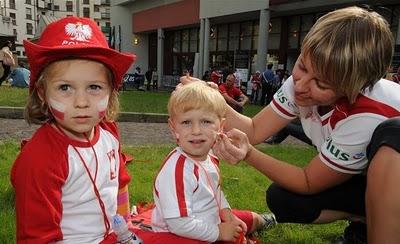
(220, 209), (248, 234)
(217, 221), (242, 242)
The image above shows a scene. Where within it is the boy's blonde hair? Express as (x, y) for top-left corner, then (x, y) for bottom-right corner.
(168, 81), (226, 119)
(302, 6), (393, 103)
(24, 59), (119, 125)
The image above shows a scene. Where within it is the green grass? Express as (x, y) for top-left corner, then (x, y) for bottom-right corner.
(1, 141), (346, 243)
(0, 86), (263, 117)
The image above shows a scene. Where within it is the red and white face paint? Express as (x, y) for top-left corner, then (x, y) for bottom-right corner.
(97, 96), (109, 119)
(49, 98), (66, 120)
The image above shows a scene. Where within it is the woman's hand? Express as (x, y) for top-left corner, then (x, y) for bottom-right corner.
(178, 75), (219, 90)
(213, 129), (252, 164)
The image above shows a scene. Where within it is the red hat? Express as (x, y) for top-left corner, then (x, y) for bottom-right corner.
(24, 16), (136, 92)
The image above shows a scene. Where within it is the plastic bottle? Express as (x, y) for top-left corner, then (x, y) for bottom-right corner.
(112, 214), (143, 244)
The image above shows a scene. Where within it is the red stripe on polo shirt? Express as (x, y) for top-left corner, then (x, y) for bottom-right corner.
(175, 154), (188, 217)
(272, 99), (296, 118)
(193, 164), (199, 193)
(154, 149), (177, 198)
(330, 95), (400, 129)
(321, 153), (361, 173)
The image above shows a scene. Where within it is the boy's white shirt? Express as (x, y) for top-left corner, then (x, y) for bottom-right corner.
(152, 147), (230, 242)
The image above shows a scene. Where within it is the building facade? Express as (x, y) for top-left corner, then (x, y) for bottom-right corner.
(111, 0), (400, 87)
(0, 0), (111, 61)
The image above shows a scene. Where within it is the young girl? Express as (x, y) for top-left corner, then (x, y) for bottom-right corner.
(10, 16), (135, 243)
(145, 82), (274, 244)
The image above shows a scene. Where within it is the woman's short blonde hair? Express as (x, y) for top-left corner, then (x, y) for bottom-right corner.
(168, 81), (226, 119)
(24, 59), (119, 125)
(301, 6), (393, 103)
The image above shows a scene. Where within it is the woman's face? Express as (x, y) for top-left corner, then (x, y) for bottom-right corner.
(292, 54), (340, 107)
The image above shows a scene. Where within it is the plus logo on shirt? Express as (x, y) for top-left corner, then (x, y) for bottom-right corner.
(107, 149), (117, 180)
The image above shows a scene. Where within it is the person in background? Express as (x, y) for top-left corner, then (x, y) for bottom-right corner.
(0, 40), (15, 85)
(211, 68), (223, 85)
(11, 16), (136, 243)
(260, 63), (275, 106)
(152, 68), (158, 90)
(209, 6), (400, 243)
(219, 74), (249, 114)
(145, 68), (153, 91)
(9, 62), (30, 88)
(150, 81), (275, 243)
(250, 71), (261, 104)
(202, 70), (210, 81)
(134, 66), (145, 90)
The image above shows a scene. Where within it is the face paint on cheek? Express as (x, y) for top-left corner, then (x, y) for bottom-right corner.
(48, 98), (66, 121)
(97, 96), (109, 119)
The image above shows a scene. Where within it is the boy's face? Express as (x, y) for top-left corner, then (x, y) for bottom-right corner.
(169, 108), (224, 161)
(42, 59), (112, 140)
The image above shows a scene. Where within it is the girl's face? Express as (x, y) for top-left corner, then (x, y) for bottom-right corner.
(43, 59), (112, 140)
(292, 54), (340, 107)
(169, 109), (224, 161)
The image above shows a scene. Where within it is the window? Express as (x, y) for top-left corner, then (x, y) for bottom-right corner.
(94, 6), (100, 12)
(54, 5), (59, 11)
(288, 16), (300, 49)
(268, 18), (281, 50)
(181, 30), (189, 52)
(83, 0), (89, 4)
(25, 0), (31, 4)
(189, 29), (198, 52)
(83, 7), (90, 18)
(13, 29), (17, 39)
(26, 8), (32, 20)
(300, 15), (314, 45)
(10, 12), (16, 25)
(66, 1), (73, 12)
(9, 0), (16, 9)
(228, 23), (239, 51)
(173, 32), (181, 53)
(26, 23), (33, 35)
(240, 22), (253, 50)
(217, 25), (228, 51)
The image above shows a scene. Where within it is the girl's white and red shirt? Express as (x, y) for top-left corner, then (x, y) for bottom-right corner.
(11, 121), (130, 244)
(270, 76), (400, 174)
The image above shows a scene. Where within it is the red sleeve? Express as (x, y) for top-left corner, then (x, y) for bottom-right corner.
(10, 128), (68, 243)
(218, 84), (227, 94)
(118, 153), (131, 188)
(100, 121), (131, 188)
(233, 87), (243, 98)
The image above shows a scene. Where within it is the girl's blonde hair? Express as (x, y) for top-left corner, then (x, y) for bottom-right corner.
(168, 81), (226, 119)
(24, 59), (119, 125)
(302, 6), (393, 103)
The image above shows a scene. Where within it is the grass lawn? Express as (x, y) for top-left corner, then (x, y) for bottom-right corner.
(0, 86), (264, 117)
(0, 141), (346, 243)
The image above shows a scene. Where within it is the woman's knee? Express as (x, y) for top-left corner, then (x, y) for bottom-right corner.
(367, 117), (400, 162)
(266, 183), (320, 223)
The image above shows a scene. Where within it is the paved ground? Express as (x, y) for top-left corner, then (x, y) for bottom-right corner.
(0, 118), (308, 146)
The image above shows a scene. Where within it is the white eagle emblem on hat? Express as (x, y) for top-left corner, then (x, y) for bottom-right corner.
(65, 22), (92, 42)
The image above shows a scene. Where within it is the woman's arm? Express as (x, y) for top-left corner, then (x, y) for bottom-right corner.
(214, 129), (352, 194)
(224, 105), (291, 145)
(245, 145), (352, 194)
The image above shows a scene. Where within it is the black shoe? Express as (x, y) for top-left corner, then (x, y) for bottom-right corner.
(260, 213), (277, 231)
(332, 221), (367, 244)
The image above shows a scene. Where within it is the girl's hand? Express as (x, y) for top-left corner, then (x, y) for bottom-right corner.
(213, 129), (252, 164)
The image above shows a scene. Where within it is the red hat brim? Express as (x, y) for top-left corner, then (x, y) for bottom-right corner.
(24, 39), (136, 92)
